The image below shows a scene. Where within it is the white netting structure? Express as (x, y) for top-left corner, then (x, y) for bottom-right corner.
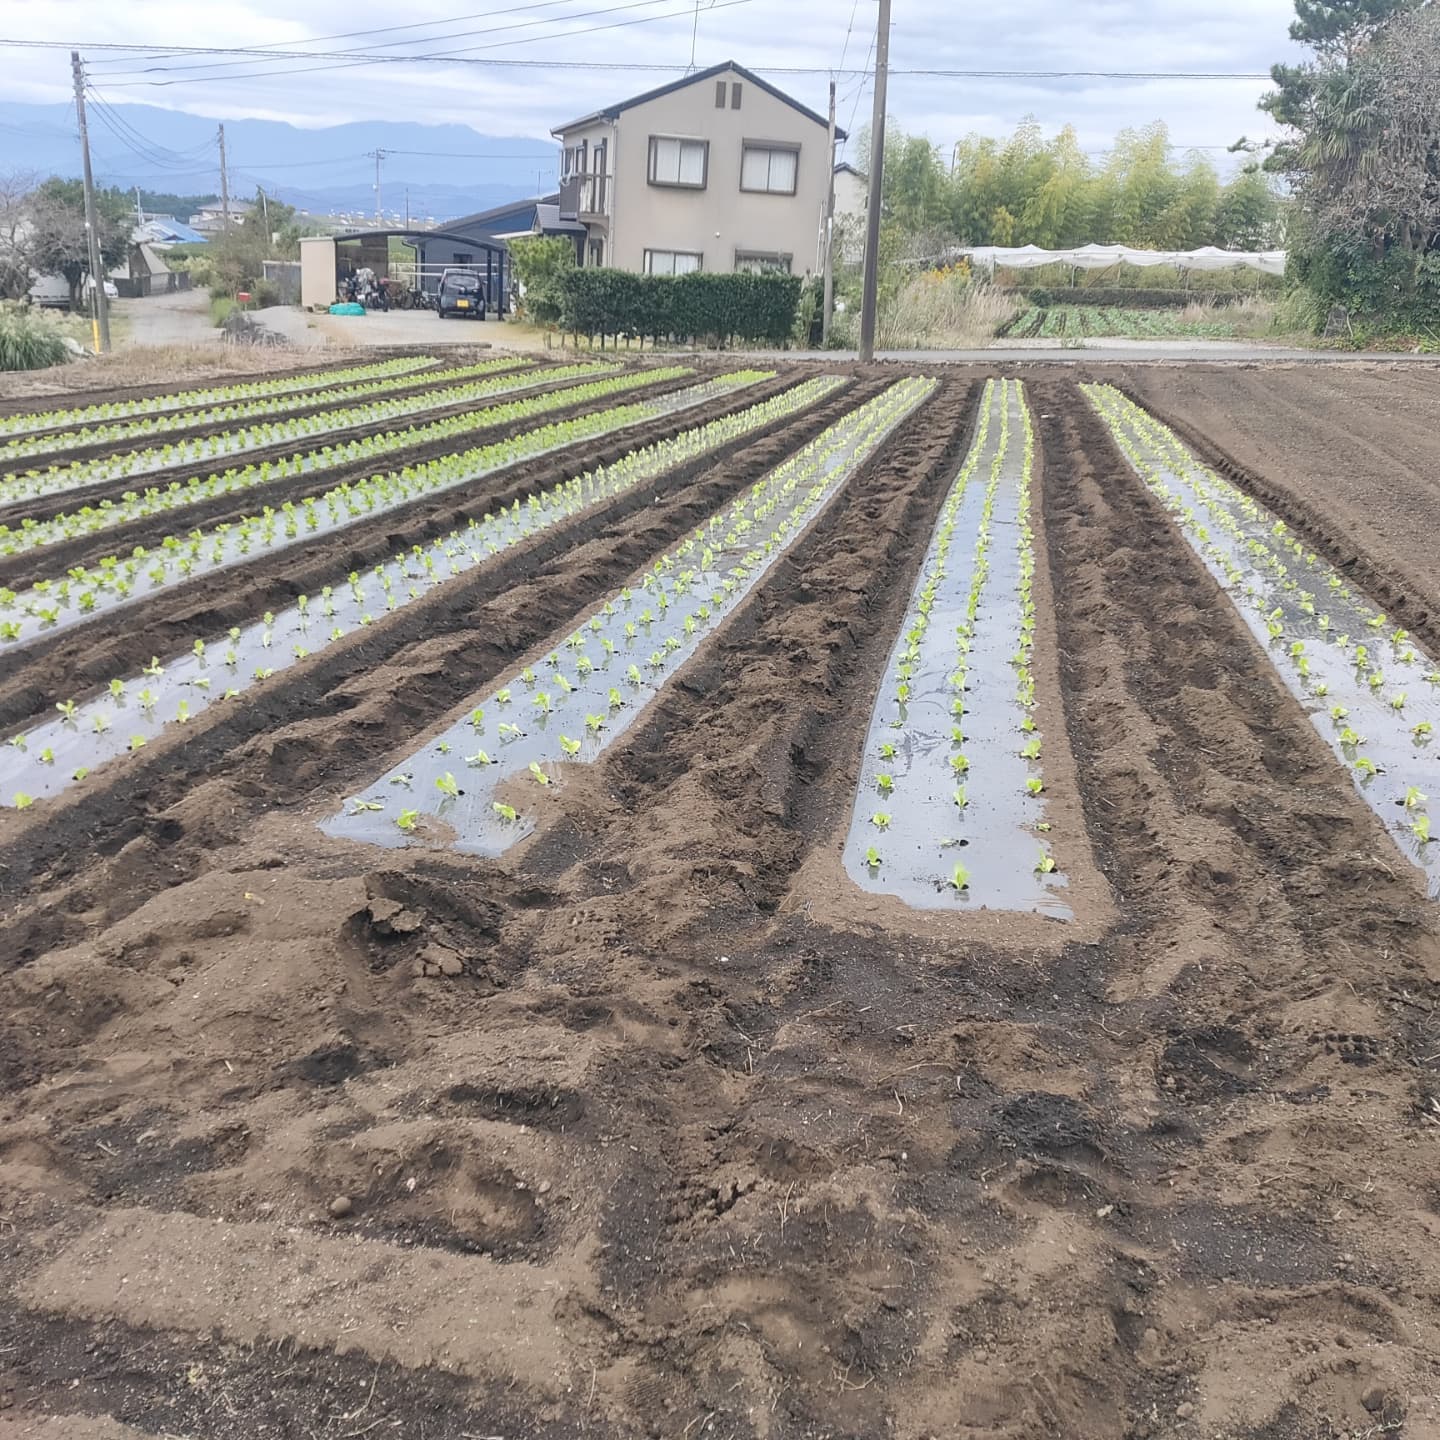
(955, 244), (1286, 277)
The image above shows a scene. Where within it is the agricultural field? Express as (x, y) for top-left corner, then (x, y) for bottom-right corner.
(2, 349), (1440, 1439)
(1004, 303), (1241, 340)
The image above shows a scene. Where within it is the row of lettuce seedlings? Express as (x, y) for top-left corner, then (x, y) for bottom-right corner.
(0, 355), (441, 440)
(0, 356), (535, 466)
(0, 377), (847, 810)
(0, 364), (649, 560)
(1087, 383), (1440, 895)
(0, 370), (768, 647)
(322, 378), (936, 853)
(840, 377), (1065, 914)
(0, 359), (613, 508)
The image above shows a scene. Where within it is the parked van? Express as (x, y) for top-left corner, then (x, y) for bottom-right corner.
(436, 268), (485, 320)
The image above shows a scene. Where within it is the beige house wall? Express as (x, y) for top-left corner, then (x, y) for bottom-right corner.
(559, 66), (830, 277)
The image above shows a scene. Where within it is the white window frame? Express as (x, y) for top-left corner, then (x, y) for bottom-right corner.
(648, 135), (709, 190)
(644, 249), (703, 276)
(740, 143), (800, 197)
(735, 250), (793, 275)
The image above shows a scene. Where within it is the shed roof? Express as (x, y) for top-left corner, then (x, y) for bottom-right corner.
(554, 61), (844, 140)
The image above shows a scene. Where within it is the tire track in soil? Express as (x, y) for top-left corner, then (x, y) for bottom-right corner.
(0, 378), (878, 958)
(0, 365), (712, 588)
(0, 369), (806, 735)
(1119, 368), (1440, 662)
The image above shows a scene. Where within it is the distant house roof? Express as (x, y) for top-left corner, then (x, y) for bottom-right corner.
(194, 199), (254, 216)
(445, 193), (560, 235)
(554, 61), (845, 140)
(141, 217), (207, 246)
(835, 162), (865, 178)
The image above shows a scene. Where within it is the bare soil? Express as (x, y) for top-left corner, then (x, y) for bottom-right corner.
(2, 362), (1439, 1440)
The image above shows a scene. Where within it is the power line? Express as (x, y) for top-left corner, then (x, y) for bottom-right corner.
(0, 38), (1274, 80)
(96, 0), (689, 82)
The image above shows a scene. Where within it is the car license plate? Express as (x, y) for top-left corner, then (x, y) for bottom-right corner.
(456, 299), (470, 308)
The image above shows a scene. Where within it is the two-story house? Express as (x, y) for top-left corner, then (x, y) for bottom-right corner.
(550, 61), (844, 278)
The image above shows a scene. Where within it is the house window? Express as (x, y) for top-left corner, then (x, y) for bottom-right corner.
(454, 252), (474, 265)
(562, 142), (587, 177)
(648, 136), (708, 189)
(715, 81), (727, 108)
(731, 82), (743, 109)
(644, 249), (703, 276)
(735, 251), (792, 275)
(740, 143), (799, 195)
(588, 238), (605, 268)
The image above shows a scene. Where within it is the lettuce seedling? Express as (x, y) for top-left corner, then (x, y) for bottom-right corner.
(493, 802), (519, 823)
(1036, 851), (1057, 874)
(108, 678), (125, 700)
(73, 767), (89, 782)
(864, 845), (882, 869)
(1355, 757), (1379, 778)
(1413, 721), (1433, 742)
(1025, 777), (1044, 796)
(1414, 815), (1433, 843)
(950, 754), (969, 775)
(877, 773), (894, 794)
(559, 735), (581, 757)
(498, 722), (522, 741)
(1405, 786), (1427, 810)
(607, 687), (623, 710)
(951, 863), (970, 891)
(529, 761), (551, 786)
(470, 707), (485, 729)
(55, 700), (78, 722)
(585, 713), (605, 733)
(871, 812), (892, 829)
(13, 792), (34, 810)
(396, 809), (420, 832)
(142, 657), (163, 677)
(434, 772), (460, 799)
(128, 734), (146, 751)
(533, 691), (553, 713)
(953, 786), (967, 808)
(466, 750), (495, 767)
(349, 799), (384, 814)
(1020, 739), (1042, 760)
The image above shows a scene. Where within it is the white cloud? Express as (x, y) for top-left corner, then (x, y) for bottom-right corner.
(4, 0), (1304, 156)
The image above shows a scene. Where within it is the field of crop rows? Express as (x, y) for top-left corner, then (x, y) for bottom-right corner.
(3, 350), (1440, 1440)
(1003, 303), (1239, 340)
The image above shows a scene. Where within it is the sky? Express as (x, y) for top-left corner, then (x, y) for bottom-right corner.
(0, 0), (1305, 165)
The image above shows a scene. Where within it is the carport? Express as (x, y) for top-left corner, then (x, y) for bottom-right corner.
(298, 229), (512, 313)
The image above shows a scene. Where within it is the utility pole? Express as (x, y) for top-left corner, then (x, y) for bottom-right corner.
(822, 79), (837, 348)
(218, 124), (231, 232)
(858, 0), (891, 363)
(70, 51), (110, 354)
(134, 185), (143, 227)
(367, 149), (388, 224)
(405, 187), (411, 228)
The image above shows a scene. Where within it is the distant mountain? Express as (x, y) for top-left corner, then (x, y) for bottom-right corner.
(0, 101), (558, 223)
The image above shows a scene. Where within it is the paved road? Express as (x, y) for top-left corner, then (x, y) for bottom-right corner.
(111, 288), (217, 348)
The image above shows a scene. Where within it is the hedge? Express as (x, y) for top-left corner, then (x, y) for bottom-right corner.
(557, 269), (803, 347)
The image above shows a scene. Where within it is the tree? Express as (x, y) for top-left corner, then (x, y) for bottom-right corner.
(507, 235), (575, 324)
(27, 177), (130, 310)
(1213, 167), (1283, 249)
(1265, 0), (1440, 324)
(0, 172), (38, 301)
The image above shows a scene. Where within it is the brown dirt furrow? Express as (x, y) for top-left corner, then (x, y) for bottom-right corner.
(0, 378), (877, 942)
(6, 362), (1440, 1440)
(0, 369), (812, 734)
(0, 347), (436, 418)
(0, 366), (715, 585)
(1122, 365), (1440, 659)
(0, 355), (531, 465)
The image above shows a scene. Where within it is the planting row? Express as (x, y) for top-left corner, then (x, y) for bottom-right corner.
(0, 366), (683, 566)
(0, 360), (613, 507)
(0, 370), (767, 648)
(0, 375), (846, 810)
(0, 355), (439, 439)
(841, 378), (1065, 913)
(1007, 306), (1237, 341)
(0, 356), (535, 464)
(1087, 383), (1440, 895)
(323, 378), (937, 853)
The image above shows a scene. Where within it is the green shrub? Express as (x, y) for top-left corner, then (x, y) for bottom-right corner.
(0, 304), (70, 371)
(557, 269), (803, 347)
(508, 236), (576, 325)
